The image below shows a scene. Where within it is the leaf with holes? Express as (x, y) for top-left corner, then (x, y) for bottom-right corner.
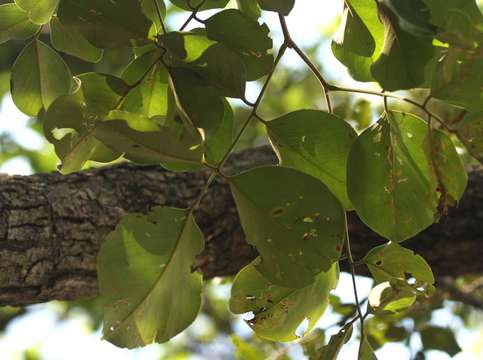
(98, 207), (203, 348)
(267, 110), (357, 209)
(230, 259), (338, 342)
(230, 166), (345, 288)
(363, 242), (434, 284)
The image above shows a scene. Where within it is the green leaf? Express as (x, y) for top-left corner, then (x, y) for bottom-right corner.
(301, 329), (326, 360)
(371, 5), (434, 91)
(230, 259), (338, 342)
(359, 336), (378, 360)
(368, 281), (416, 314)
(50, 16), (103, 63)
(57, 0), (152, 48)
(204, 99), (234, 166)
(318, 323), (353, 360)
(140, 0), (166, 34)
(0, 3), (40, 44)
(332, 0), (385, 82)
(237, 0), (261, 19)
(170, 0), (229, 11)
(93, 119), (203, 165)
(98, 207), (203, 348)
(256, 0), (295, 16)
(11, 39), (72, 116)
(121, 54), (169, 118)
(15, 0), (59, 25)
(42, 72), (129, 172)
(267, 110), (357, 209)
(161, 32), (247, 98)
(430, 48), (483, 111)
(230, 166), (345, 288)
(205, 9), (272, 54)
(231, 335), (266, 360)
(363, 242), (434, 284)
(456, 111), (483, 163)
(381, 0), (436, 37)
(420, 326), (462, 356)
(347, 111), (464, 241)
(168, 67), (225, 132)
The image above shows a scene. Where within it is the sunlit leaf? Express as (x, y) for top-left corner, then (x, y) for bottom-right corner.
(11, 39), (72, 116)
(267, 110), (357, 209)
(98, 207), (203, 348)
(368, 281), (416, 314)
(0, 3), (40, 44)
(230, 259), (338, 342)
(15, 0), (59, 25)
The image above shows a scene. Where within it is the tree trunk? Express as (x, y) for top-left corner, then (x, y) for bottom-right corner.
(0, 146), (481, 306)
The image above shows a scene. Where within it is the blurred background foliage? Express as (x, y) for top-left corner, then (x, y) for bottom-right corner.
(0, 0), (482, 359)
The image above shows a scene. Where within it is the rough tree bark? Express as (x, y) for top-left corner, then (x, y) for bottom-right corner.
(0, 146), (481, 306)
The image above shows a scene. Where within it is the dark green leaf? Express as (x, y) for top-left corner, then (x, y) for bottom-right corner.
(256, 0), (295, 16)
(420, 326), (462, 356)
(456, 111), (483, 163)
(230, 166), (345, 288)
(15, 0), (59, 25)
(371, 5), (434, 90)
(50, 16), (103, 63)
(0, 3), (40, 44)
(359, 336), (378, 359)
(98, 207), (203, 348)
(11, 39), (72, 116)
(57, 0), (152, 48)
(267, 110), (357, 209)
(237, 0), (261, 19)
(170, 0), (229, 11)
(381, 0), (436, 37)
(318, 323), (353, 360)
(230, 259), (338, 342)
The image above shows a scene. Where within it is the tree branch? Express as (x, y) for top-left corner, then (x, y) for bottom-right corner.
(0, 146), (481, 306)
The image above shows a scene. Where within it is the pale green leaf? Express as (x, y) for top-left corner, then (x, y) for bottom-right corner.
(0, 3), (40, 44)
(15, 0), (59, 24)
(11, 39), (72, 116)
(230, 259), (338, 342)
(98, 207), (203, 348)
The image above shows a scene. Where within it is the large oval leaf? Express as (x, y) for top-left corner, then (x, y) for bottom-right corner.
(267, 110), (357, 209)
(230, 166), (345, 288)
(230, 259), (338, 342)
(347, 111), (465, 241)
(57, 0), (152, 48)
(98, 207), (203, 348)
(11, 39), (72, 116)
(0, 3), (40, 44)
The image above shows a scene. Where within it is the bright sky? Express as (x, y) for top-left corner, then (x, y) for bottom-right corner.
(0, 1), (482, 359)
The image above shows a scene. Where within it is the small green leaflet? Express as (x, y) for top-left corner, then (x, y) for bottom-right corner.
(230, 166), (345, 288)
(267, 110), (357, 209)
(368, 280), (417, 314)
(15, 0), (59, 25)
(11, 39), (72, 116)
(363, 242), (434, 284)
(57, 0), (152, 48)
(347, 111), (465, 241)
(256, 0), (295, 16)
(456, 111), (483, 164)
(230, 259), (338, 342)
(318, 323), (353, 359)
(0, 3), (40, 44)
(50, 16), (103, 63)
(98, 207), (203, 348)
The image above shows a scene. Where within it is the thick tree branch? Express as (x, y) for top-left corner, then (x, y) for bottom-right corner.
(0, 146), (481, 306)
